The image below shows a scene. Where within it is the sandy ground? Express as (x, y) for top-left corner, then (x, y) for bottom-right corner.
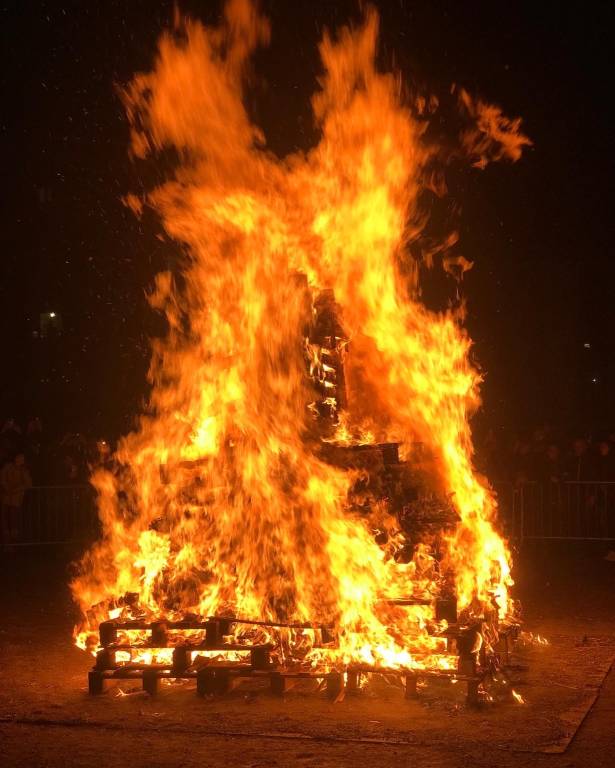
(1, 542), (614, 767)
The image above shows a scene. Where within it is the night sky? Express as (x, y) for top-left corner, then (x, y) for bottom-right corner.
(1, 0), (612, 440)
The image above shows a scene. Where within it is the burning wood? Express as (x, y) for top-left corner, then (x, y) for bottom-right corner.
(88, 613), (521, 704)
(71, 0), (529, 704)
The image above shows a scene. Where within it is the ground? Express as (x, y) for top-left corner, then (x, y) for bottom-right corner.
(1, 543), (614, 768)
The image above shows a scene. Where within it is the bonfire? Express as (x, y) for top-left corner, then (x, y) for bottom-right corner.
(71, 0), (530, 701)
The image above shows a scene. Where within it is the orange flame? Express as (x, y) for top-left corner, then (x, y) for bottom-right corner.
(72, 0), (528, 671)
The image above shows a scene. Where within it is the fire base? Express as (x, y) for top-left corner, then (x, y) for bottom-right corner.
(88, 616), (521, 706)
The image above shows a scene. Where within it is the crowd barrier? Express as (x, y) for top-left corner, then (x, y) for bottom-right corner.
(2, 485), (99, 546)
(494, 480), (615, 543)
(5, 481), (615, 547)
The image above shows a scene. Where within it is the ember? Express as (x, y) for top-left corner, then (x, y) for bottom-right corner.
(71, 0), (529, 702)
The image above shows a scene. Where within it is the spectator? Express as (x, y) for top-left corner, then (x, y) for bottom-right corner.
(26, 416), (43, 438)
(62, 453), (82, 483)
(1, 418), (24, 457)
(25, 416), (45, 483)
(539, 443), (562, 483)
(564, 437), (593, 482)
(96, 439), (112, 467)
(512, 437), (533, 484)
(531, 425), (549, 455)
(1, 452), (32, 545)
(594, 440), (615, 482)
(479, 427), (513, 480)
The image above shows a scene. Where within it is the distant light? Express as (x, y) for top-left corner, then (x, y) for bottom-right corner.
(583, 342), (591, 349)
(49, 312), (56, 318)
(592, 377), (598, 383)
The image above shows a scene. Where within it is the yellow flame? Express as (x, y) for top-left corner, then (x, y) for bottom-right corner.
(511, 689), (526, 704)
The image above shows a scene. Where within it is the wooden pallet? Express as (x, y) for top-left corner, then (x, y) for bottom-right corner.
(98, 615), (336, 648)
(88, 657), (486, 704)
(88, 614), (521, 705)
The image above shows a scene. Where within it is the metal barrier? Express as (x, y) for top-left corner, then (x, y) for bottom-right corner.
(6, 481), (615, 547)
(4, 485), (99, 545)
(495, 481), (615, 543)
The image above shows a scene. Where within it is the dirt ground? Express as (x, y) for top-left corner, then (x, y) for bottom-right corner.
(1, 542), (614, 768)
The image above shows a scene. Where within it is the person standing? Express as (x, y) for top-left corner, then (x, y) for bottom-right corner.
(565, 437), (593, 482)
(1, 453), (32, 545)
(594, 440), (615, 482)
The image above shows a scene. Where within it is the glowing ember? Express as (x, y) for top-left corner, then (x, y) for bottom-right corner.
(71, 0), (529, 674)
(519, 631), (550, 647)
(511, 689), (526, 704)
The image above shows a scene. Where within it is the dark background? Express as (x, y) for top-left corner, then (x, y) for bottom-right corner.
(0, 0), (612, 441)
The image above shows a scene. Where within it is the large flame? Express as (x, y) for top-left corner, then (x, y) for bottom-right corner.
(72, 0), (528, 672)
